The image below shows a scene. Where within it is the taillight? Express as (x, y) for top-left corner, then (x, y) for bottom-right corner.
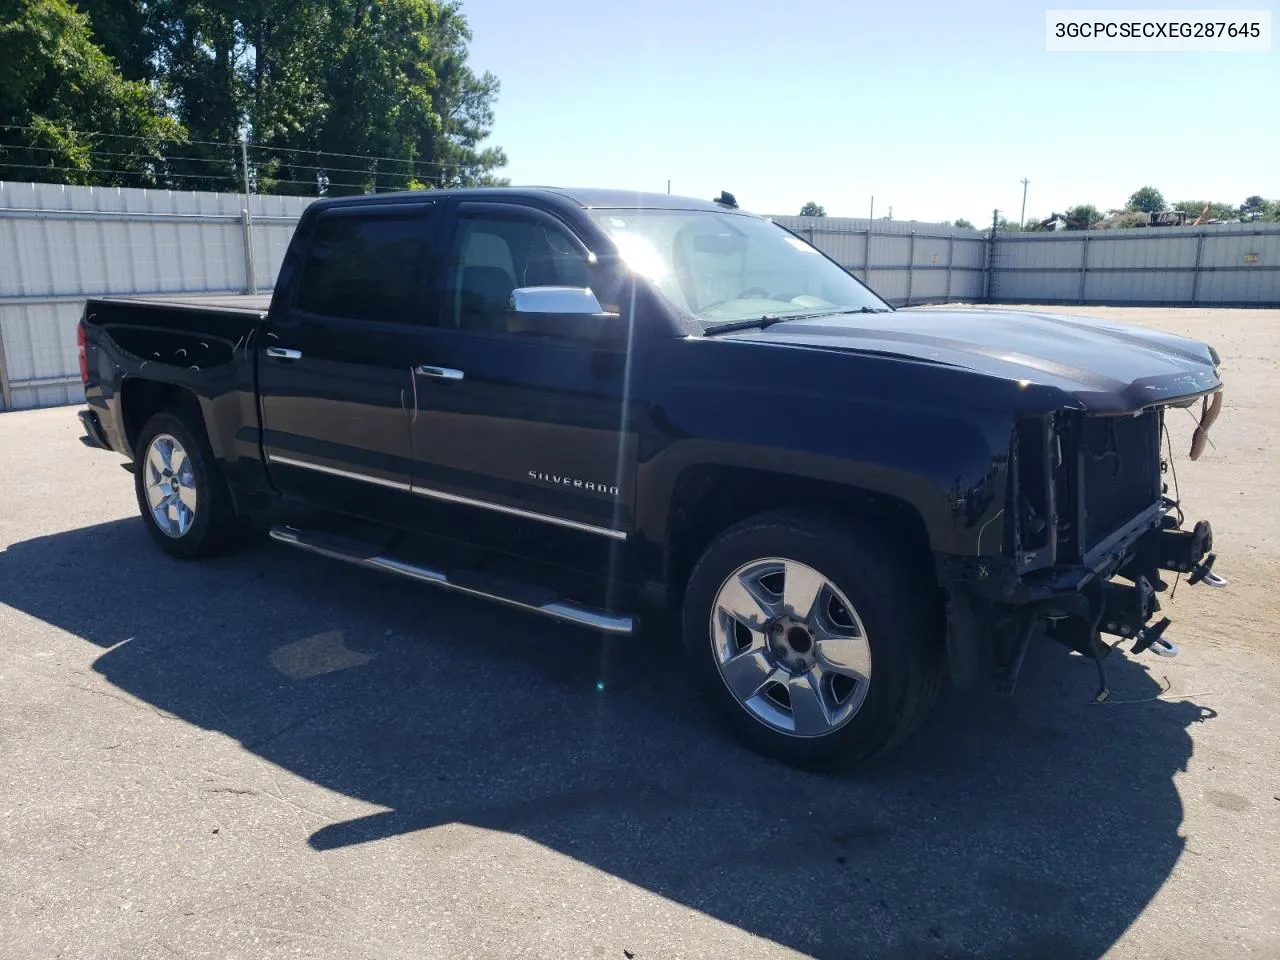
(77, 321), (88, 383)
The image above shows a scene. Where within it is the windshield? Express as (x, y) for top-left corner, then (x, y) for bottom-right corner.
(588, 209), (890, 327)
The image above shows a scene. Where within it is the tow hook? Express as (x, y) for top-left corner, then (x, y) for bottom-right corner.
(1189, 552), (1228, 588)
(1130, 617), (1176, 657)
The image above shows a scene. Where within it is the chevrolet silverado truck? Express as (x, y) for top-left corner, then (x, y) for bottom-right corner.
(76, 187), (1228, 769)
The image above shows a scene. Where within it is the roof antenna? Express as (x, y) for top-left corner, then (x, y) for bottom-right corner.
(714, 191), (738, 209)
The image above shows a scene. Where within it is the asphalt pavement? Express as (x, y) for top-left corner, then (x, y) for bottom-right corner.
(2, 401), (1278, 960)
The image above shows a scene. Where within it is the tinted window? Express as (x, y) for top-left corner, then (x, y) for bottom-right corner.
(295, 213), (429, 323)
(447, 212), (592, 333)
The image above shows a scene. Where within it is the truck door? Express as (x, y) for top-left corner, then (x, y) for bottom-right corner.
(404, 201), (641, 575)
(258, 202), (439, 524)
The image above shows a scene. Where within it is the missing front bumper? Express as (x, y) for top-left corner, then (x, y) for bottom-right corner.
(943, 513), (1223, 696)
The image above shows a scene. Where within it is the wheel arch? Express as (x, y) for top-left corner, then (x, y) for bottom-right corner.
(120, 378), (207, 457)
(660, 463), (937, 610)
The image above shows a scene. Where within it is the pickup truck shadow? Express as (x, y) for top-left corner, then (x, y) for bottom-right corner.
(1, 517), (1210, 960)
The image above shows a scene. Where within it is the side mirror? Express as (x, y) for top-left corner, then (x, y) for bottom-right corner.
(507, 286), (625, 346)
(510, 286), (606, 315)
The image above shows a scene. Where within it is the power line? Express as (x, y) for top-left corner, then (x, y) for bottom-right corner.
(0, 142), (237, 167)
(0, 142), (411, 179)
(0, 160), (222, 182)
(0, 142), (458, 184)
(0, 160), (379, 193)
(246, 142), (447, 169)
(247, 144), (471, 175)
(0, 122), (236, 150)
(0, 123), (477, 173)
(0, 144), (457, 185)
(248, 157), (446, 178)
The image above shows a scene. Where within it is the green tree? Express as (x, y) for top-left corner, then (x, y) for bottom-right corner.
(81, 0), (153, 81)
(1126, 186), (1166, 213)
(0, 0), (183, 186)
(143, 0), (246, 190)
(1064, 204), (1104, 230)
(1239, 195), (1273, 220)
(952, 217), (975, 229)
(798, 201), (826, 217)
(245, 0), (507, 193)
(423, 3), (508, 186)
(279, 1), (507, 192)
(4, 0), (508, 194)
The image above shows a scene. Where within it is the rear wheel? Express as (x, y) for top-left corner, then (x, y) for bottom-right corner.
(133, 411), (238, 559)
(682, 508), (943, 770)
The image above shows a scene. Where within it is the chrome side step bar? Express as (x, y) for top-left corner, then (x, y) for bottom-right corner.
(268, 524), (637, 636)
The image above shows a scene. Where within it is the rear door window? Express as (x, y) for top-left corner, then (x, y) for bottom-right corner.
(295, 211), (433, 324)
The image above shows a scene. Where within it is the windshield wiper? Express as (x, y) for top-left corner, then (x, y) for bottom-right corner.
(702, 305), (891, 336)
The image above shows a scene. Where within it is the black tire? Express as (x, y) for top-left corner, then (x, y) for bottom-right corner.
(682, 507), (944, 771)
(133, 410), (238, 559)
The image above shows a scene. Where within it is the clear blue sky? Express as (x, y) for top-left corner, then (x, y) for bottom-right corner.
(459, 0), (1278, 224)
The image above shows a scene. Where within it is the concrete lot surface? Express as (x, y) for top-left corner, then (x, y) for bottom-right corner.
(2, 306), (1279, 959)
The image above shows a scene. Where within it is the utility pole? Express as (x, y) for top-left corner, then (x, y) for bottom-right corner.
(1019, 178), (1030, 229)
(667, 179), (671, 194)
(869, 195), (874, 220)
(983, 209), (1000, 302)
(240, 139), (257, 295)
(240, 140), (252, 200)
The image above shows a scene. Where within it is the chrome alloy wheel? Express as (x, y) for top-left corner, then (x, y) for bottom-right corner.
(709, 558), (872, 737)
(143, 433), (198, 538)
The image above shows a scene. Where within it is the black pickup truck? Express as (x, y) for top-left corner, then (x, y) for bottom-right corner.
(77, 187), (1227, 769)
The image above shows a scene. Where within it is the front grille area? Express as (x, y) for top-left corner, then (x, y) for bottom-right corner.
(1079, 410), (1161, 550)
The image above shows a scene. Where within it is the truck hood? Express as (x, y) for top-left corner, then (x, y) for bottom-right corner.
(719, 307), (1221, 413)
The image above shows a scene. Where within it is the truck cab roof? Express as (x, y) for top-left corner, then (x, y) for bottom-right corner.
(308, 186), (748, 216)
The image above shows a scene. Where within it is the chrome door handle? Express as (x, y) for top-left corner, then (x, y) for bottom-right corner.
(265, 347), (302, 360)
(415, 365), (464, 381)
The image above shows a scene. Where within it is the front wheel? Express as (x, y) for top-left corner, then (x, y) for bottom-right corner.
(682, 508), (943, 770)
(133, 411), (238, 559)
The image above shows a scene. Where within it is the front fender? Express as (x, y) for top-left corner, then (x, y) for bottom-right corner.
(634, 340), (1017, 559)
(635, 404), (1009, 559)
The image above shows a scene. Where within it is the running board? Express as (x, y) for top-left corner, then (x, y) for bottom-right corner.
(268, 524), (637, 636)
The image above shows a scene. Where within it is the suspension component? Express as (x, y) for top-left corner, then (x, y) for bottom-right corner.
(1099, 577), (1158, 639)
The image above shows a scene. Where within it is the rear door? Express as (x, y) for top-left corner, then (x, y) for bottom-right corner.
(404, 201), (641, 573)
(258, 202), (439, 523)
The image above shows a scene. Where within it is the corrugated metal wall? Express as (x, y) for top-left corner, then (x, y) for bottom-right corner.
(990, 222), (1280, 306)
(2, 181), (1277, 413)
(772, 216), (988, 305)
(0, 182), (311, 410)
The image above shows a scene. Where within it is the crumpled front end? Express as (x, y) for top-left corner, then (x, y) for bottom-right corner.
(939, 387), (1226, 702)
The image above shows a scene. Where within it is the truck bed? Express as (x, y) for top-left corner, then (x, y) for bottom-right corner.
(93, 293), (273, 314)
(81, 292), (269, 466)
